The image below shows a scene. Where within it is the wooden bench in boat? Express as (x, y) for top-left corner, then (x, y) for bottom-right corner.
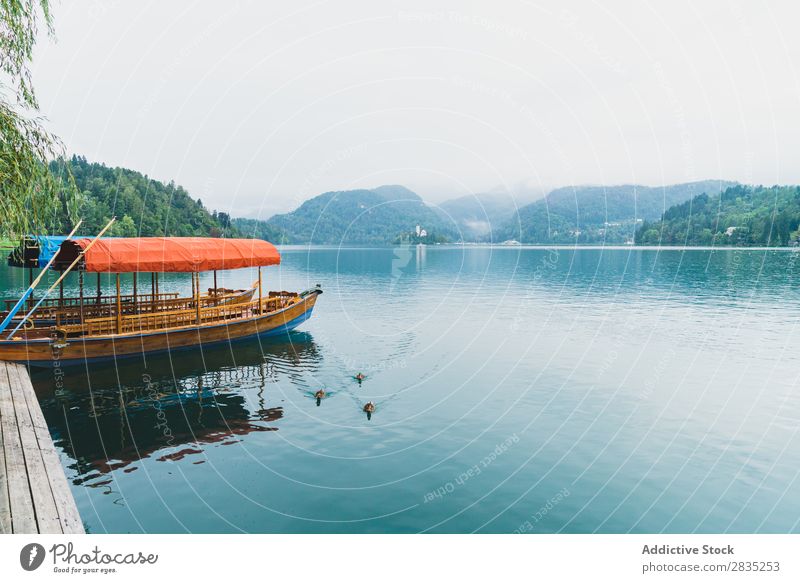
(1, 288), (256, 327)
(3, 291), (180, 311)
(54, 293), (300, 337)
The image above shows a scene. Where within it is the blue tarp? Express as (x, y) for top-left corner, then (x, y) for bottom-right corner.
(35, 235), (68, 264)
(7, 235), (68, 268)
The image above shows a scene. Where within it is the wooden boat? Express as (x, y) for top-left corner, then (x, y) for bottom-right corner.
(0, 237), (321, 367)
(4, 235), (263, 325)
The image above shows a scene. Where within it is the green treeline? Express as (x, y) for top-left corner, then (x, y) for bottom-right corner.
(636, 185), (800, 246)
(48, 156), (235, 237)
(26, 155), (800, 249)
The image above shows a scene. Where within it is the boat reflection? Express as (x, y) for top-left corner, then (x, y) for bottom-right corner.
(31, 333), (322, 479)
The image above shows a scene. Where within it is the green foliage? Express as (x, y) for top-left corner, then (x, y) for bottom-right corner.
(1, 0), (53, 109)
(635, 185), (800, 247)
(494, 181), (735, 244)
(0, 0), (78, 238)
(231, 217), (287, 244)
(111, 215), (137, 237)
(51, 156), (236, 237)
(265, 186), (456, 245)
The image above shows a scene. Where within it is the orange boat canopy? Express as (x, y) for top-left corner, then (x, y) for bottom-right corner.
(55, 237), (281, 273)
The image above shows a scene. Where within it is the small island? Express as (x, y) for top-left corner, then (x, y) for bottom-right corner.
(394, 225), (449, 245)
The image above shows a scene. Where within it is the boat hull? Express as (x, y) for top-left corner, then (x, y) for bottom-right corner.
(0, 291), (320, 367)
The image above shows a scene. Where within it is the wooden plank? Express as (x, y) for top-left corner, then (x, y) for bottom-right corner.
(0, 362), (37, 533)
(34, 440), (84, 534)
(9, 363), (83, 534)
(0, 368), (11, 534)
(6, 364), (63, 533)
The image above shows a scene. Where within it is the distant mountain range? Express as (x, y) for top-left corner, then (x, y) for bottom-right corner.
(248, 180), (738, 246)
(37, 157), (783, 248)
(263, 185), (457, 245)
(493, 180), (737, 244)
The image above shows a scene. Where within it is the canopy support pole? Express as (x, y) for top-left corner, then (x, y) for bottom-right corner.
(194, 272), (201, 325)
(78, 271), (84, 327)
(133, 272), (138, 313)
(258, 266), (262, 315)
(116, 273), (122, 334)
(96, 273), (101, 305)
(213, 270), (218, 304)
(57, 275), (64, 327)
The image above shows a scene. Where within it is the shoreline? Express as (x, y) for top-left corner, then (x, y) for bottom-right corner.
(278, 244), (799, 252)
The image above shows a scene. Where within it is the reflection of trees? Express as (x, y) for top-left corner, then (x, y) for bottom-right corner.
(33, 333), (321, 477)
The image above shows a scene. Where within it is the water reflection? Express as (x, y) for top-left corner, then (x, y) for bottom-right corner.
(15, 247), (800, 533)
(282, 246), (800, 304)
(33, 333), (322, 479)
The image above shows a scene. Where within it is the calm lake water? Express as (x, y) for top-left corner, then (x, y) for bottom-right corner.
(8, 245), (800, 533)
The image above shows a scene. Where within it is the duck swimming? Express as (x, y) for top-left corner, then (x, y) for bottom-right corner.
(315, 389), (326, 406)
(363, 401), (375, 420)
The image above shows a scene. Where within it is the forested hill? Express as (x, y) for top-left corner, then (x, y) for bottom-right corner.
(230, 217), (287, 244)
(493, 181), (736, 244)
(46, 157), (781, 247)
(636, 185), (800, 246)
(265, 185), (456, 244)
(51, 156), (235, 237)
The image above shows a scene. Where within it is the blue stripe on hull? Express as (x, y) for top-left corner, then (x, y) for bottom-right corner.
(258, 306), (314, 336)
(27, 307), (315, 368)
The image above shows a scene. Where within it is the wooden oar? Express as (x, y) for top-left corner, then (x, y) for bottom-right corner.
(0, 220), (83, 334)
(7, 217), (116, 339)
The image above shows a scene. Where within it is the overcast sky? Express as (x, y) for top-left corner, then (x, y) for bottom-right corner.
(32, 0), (800, 218)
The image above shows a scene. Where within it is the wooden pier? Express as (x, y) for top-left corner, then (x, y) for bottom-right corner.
(0, 361), (83, 534)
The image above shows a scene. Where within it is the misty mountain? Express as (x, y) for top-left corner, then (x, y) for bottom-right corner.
(494, 180), (738, 244)
(264, 185), (457, 244)
(436, 193), (522, 240)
